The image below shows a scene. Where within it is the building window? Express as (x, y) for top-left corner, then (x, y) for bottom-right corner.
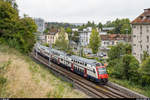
(133, 35), (136, 38)
(147, 36), (149, 42)
(133, 26), (136, 28)
(147, 26), (149, 32)
(147, 45), (149, 51)
(141, 45), (142, 50)
(140, 25), (142, 30)
(112, 41), (114, 45)
(133, 44), (136, 46)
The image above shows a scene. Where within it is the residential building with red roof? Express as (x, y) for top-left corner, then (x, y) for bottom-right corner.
(131, 8), (150, 62)
(100, 34), (131, 48)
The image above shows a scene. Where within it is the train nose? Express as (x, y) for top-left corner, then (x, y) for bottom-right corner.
(99, 74), (108, 79)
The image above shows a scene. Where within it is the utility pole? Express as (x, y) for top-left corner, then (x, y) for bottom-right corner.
(125, 29), (128, 42)
(36, 43), (38, 58)
(49, 42), (52, 65)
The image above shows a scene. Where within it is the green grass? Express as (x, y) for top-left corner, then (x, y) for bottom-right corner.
(109, 77), (150, 97)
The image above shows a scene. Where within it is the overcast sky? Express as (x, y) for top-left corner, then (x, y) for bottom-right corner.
(16, 0), (150, 24)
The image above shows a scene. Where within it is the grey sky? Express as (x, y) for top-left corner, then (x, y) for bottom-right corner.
(16, 0), (150, 24)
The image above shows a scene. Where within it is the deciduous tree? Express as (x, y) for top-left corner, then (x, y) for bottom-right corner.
(89, 28), (101, 54)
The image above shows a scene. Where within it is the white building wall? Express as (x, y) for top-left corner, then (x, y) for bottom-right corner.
(132, 25), (150, 62)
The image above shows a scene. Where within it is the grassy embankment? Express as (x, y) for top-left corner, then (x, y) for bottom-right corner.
(0, 44), (88, 98)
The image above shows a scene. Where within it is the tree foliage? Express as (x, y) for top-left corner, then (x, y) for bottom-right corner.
(0, 0), (37, 54)
(108, 43), (132, 61)
(65, 27), (72, 40)
(104, 18), (131, 34)
(72, 31), (79, 45)
(107, 43), (140, 81)
(139, 57), (150, 86)
(55, 28), (69, 51)
(142, 51), (149, 62)
(89, 28), (101, 54)
(122, 54), (139, 81)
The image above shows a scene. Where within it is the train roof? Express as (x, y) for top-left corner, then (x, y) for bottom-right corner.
(48, 48), (66, 56)
(36, 43), (102, 66)
(70, 55), (98, 66)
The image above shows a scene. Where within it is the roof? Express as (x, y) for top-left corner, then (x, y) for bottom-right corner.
(47, 28), (59, 35)
(131, 8), (150, 24)
(102, 27), (115, 31)
(100, 34), (131, 41)
(70, 55), (97, 65)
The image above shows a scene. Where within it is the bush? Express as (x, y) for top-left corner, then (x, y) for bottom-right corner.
(0, 76), (7, 85)
(139, 57), (150, 86)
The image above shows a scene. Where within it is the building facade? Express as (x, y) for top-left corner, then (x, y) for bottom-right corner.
(131, 8), (150, 62)
(79, 27), (92, 47)
(100, 34), (131, 48)
(45, 29), (68, 45)
(34, 18), (45, 33)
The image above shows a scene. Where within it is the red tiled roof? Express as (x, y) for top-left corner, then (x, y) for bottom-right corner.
(100, 34), (131, 41)
(131, 8), (150, 24)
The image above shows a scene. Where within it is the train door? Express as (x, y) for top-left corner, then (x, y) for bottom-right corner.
(71, 63), (74, 71)
(84, 68), (87, 77)
(58, 58), (60, 64)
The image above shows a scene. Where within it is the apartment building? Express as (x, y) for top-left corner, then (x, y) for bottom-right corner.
(131, 8), (150, 62)
(79, 27), (92, 47)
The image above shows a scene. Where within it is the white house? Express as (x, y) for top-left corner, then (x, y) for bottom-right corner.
(79, 27), (92, 47)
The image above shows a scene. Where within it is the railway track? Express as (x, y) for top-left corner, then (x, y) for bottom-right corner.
(30, 51), (131, 98)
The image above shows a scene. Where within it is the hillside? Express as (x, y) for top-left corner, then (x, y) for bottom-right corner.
(0, 45), (88, 98)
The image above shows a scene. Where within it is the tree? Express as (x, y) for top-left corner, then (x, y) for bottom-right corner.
(72, 31), (79, 45)
(122, 54), (139, 80)
(0, 0), (19, 38)
(66, 27), (72, 40)
(108, 43), (132, 61)
(55, 28), (69, 51)
(0, 0), (37, 54)
(89, 28), (101, 54)
(108, 43), (125, 60)
(103, 18), (131, 34)
(142, 51), (149, 62)
(139, 57), (150, 86)
(97, 22), (103, 30)
(16, 16), (37, 53)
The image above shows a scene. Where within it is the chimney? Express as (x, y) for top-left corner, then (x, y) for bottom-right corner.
(144, 8), (150, 12)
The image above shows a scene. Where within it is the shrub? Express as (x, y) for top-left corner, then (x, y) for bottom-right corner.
(0, 76), (7, 85)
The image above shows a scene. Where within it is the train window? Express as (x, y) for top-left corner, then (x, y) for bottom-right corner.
(85, 63), (87, 66)
(93, 69), (96, 73)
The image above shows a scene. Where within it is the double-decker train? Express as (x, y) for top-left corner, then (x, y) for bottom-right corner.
(34, 43), (108, 84)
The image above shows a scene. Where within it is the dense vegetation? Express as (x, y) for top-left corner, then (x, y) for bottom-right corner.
(0, 0), (37, 54)
(108, 43), (150, 88)
(103, 18), (131, 34)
